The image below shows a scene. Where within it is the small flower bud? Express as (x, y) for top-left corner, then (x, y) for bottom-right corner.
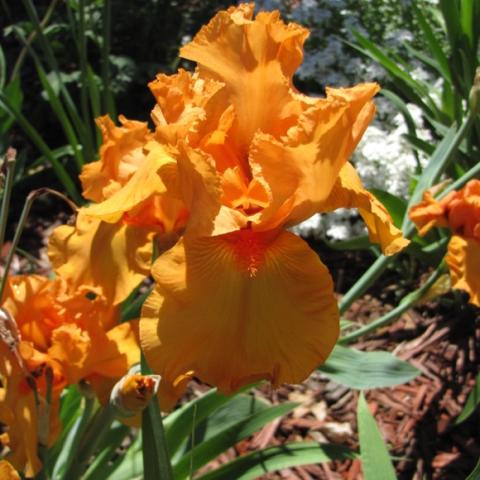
(110, 373), (161, 418)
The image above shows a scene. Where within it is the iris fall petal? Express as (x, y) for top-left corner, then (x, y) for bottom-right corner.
(140, 230), (339, 394)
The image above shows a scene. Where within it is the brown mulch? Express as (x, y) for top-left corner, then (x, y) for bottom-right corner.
(199, 294), (479, 479)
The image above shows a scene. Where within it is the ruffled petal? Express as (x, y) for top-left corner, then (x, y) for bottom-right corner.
(49, 320), (139, 385)
(445, 235), (480, 306)
(249, 84), (380, 228)
(180, 4), (309, 151)
(83, 141), (176, 224)
(149, 69), (227, 147)
(409, 190), (450, 236)
(48, 212), (153, 305)
(140, 229), (339, 394)
(177, 145), (248, 236)
(319, 162), (409, 255)
(80, 115), (151, 202)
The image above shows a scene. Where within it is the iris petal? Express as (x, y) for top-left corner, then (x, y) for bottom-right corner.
(140, 230), (339, 394)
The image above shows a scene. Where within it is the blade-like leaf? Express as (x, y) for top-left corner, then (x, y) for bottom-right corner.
(83, 423), (132, 480)
(0, 90), (81, 202)
(412, 1), (451, 83)
(196, 442), (357, 480)
(319, 345), (419, 389)
(173, 393), (271, 464)
(439, 0), (460, 47)
(357, 393), (396, 480)
(106, 435), (143, 480)
(164, 387), (247, 457)
(466, 456), (480, 480)
(141, 355), (174, 480)
(455, 372), (480, 424)
(36, 63), (84, 170)
(172, 402), (298, 479)
(0, 79), (24, 135)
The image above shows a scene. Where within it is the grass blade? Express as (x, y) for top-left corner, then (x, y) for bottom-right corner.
(173, 402), (298, 479)
(412, 1), (451, 83)
(141, 354), (174, 480)
(357, 393), (396, 480)
(196, 442), (356, 480)
(455, 372), (480, 424)
(164, 387), (247, 457)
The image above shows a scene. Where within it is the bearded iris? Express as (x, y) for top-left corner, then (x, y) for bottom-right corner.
(138, 4), (409, 394)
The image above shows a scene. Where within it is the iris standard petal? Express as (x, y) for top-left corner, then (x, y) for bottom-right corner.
(180, 4), (309, 152)
(249, 84), (380, 228)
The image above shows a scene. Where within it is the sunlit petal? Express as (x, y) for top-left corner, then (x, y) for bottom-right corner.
(320, 162), (409, 255)
(140, 230), (339, 394)
(48, 212), (153, 305)
(445, 235), (480, 306)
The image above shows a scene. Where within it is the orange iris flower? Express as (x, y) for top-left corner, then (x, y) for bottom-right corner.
(49, 116), (189, 306)
(139, 4), (409, 394)
(410, 179), (480, 306)
(0, 275), (139, 476)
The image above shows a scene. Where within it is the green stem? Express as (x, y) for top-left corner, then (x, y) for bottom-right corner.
(10, 0), (59, 81)
(0, 190), (34, 299)
(339, 254), (391, 315)
(0, 148), (17, 255)
(51, 396), (94, 480)
(62, 404), (115, 480)
(77, 0), (92, 137)
(21, 0), (94, 162)
(339, 265), (445, 344)
(141, 354), (174, 480)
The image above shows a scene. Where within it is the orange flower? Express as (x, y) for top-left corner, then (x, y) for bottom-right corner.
(139, 4), (409, 394)
(0, 275), (140, 475)
(410, 179), (480, 306)
(50, 115), (189, 305)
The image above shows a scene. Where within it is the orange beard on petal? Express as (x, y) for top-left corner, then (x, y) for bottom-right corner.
(221, 228), (279, 278)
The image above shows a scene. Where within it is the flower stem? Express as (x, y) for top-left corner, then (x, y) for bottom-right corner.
(0, 148), (17, 256)
(339, 265), (445, 344)
(338, 254), (391, 315)
(0, 188), (77, 299)
(52, 395), (94, 480)
(141, 353), (174, 480)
